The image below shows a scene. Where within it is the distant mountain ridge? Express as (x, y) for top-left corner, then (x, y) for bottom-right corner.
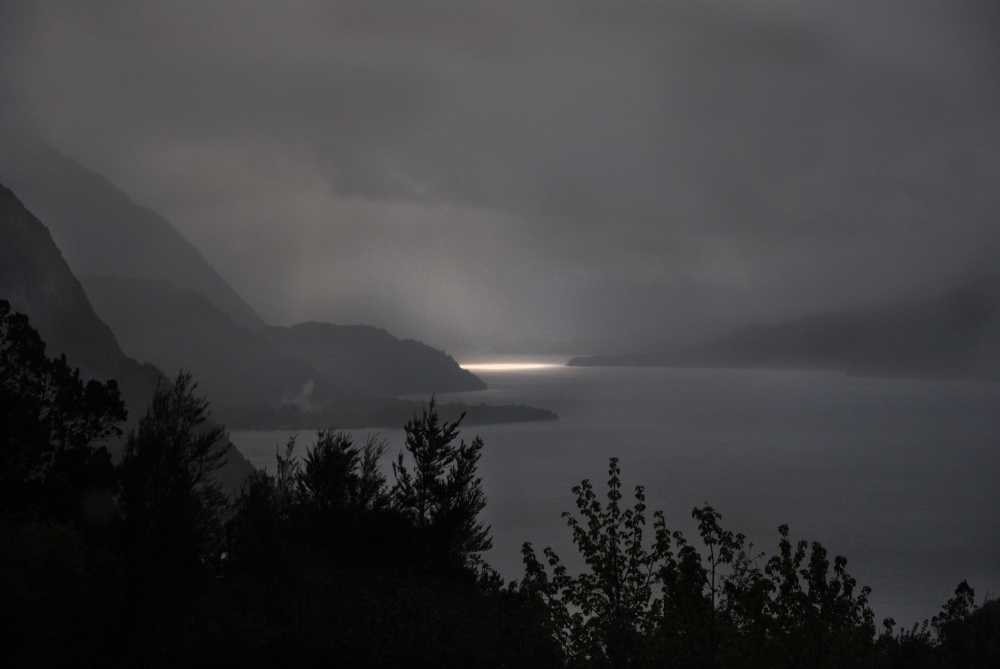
(80, 275), (342, 411)
(260, 321), (486, 396)
(0, 141), (486, 397)
(569, 280), (1000, 381)
(81, 276), (485, 406)
(80, 276), (546, 428)
(0, 145), (555, 429)
(0, 140), (265, 329)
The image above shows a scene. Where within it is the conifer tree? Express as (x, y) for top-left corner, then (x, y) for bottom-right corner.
(392, 398), (492, 564)
(117, 372), (228, 581)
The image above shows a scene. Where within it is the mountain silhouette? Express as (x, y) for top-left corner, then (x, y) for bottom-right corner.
(260, 322), (486, 396)
(0, 139), (265, 329)
(0, 180), (255, 491)
(78, 275), (550, 429)
(80, 275), (344, 411)
(570, 280), (1000, 381)
(0, 143), (556, 429)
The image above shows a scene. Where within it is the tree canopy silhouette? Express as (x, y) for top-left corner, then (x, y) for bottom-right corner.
(522, 458), (893, 669)
(116, 372), (229, 582)
(0, 299), (125, 523)
(392, 397), (492, 565)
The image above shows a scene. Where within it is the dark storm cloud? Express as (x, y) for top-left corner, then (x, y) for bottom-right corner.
(1, 1), (998, 352)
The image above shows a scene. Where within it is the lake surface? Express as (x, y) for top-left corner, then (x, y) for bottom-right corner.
(231, 362), (1000, 627)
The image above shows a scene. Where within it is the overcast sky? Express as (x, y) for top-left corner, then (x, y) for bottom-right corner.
(2, 1), (998, 353)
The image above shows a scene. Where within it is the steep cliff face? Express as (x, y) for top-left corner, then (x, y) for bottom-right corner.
(0, 181), (255, 490)
(0, 182), (139, 384)
(0, 140), (265, 330)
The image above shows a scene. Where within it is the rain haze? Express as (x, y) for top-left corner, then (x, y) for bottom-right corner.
(3, 3), (1000, 658)
(3, 0), (999, 354)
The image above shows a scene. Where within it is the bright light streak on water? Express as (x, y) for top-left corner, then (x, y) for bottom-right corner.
(462, 363), (561, 372)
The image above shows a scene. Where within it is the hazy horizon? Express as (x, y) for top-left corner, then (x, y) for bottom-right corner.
(3, 6), (1000, 661)
(2, 1), (999, 355)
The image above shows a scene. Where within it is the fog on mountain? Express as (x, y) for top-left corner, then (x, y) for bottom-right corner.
(2, 2), (999, 667)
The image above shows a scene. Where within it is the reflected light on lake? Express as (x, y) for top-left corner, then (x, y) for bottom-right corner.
(462, 363), (561, 372)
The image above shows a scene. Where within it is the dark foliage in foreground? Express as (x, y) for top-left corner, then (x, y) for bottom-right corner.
(880, 582), (1000, 669)
(522, 458), (887, 668)
(522, 458), (999, 668)
(0, 302), (556, 667)
(217, 414), (557, 668)
(0, 299), (125, 525)
(1, 299), (997, 667)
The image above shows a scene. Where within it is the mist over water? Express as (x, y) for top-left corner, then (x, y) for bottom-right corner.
(232, 361), (1000, 628)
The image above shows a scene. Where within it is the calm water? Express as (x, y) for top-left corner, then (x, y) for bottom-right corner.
(231, 363), (1000, 627)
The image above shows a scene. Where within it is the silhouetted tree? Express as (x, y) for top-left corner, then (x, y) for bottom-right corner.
(755, 524), (886, 668)
(928, 581), (997, 668)
(0, 301), (126, 665)
(219, 414), (561, 669)
(224, 437), (300, 572)
(522, 457), (663, 668)
(116, 372), (228, 582)
(392, 397), (492, 565)
(0, 300), (124, 522)
(879, 581), (1000, 669)
(227, 430), (394, 571)
(524, 458), (890, 669)
(301, 430), (390, 518)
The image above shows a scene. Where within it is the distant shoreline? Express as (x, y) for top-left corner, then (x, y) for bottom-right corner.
(216, 397), (558, 430)
(566, 354), (1000, 383)
(569, 278), (1000, 383)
